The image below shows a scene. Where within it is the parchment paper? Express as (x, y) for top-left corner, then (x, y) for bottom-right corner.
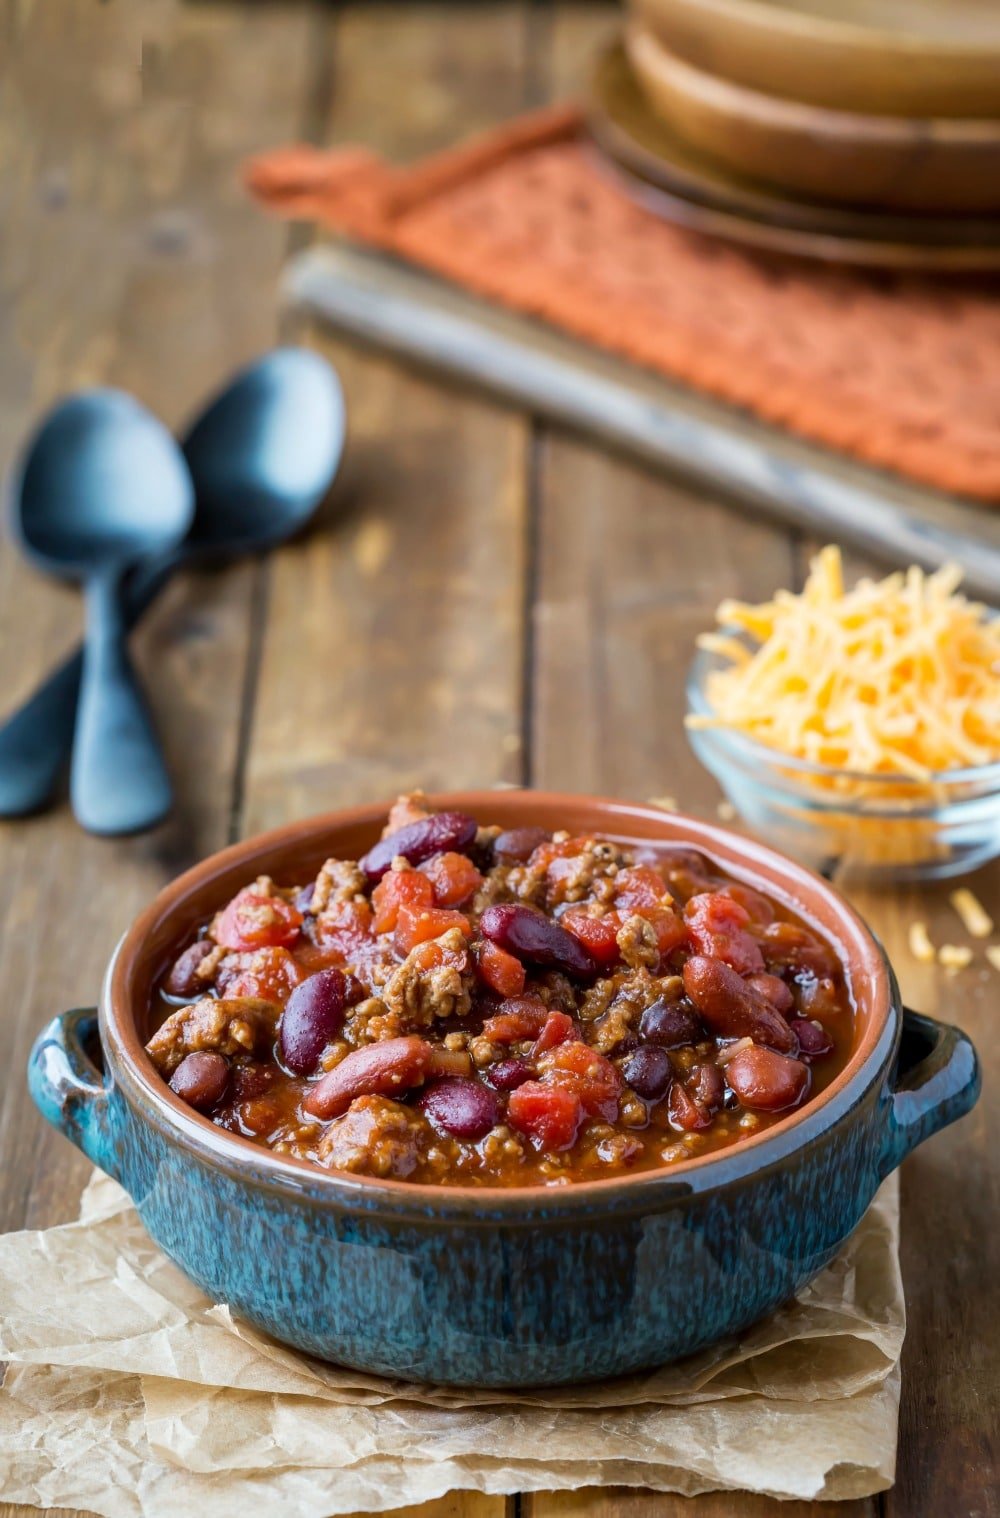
(0, 1170), (903, 1514)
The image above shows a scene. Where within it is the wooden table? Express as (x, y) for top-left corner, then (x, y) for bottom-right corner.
(1, 3), (995, 1517)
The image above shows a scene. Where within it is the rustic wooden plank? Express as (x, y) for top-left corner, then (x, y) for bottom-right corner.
(242, 0), (535, 834)
(528, 430), (796, 810)
(0, 0), (321, 1232)
(330, 1), (533, 161)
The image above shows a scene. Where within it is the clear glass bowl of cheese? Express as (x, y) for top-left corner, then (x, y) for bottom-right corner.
(684, 550), (1000, 884)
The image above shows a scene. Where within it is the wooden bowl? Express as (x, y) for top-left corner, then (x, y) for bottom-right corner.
(587, 41), (1000, 270)
(626, 23), (1000, 213)
(629, 0), (1000, 119)
(591, 42), (1000, 270)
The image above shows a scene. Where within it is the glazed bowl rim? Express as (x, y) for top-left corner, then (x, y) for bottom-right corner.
(103, 790), (897, 1217)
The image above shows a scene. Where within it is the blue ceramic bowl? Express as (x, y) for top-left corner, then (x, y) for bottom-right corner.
(28, 793), (980, 1387)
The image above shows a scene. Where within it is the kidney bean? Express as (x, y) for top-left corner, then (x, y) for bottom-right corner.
(745, 972), (794, 1017)
(789, 1018), (834, 1060)
(667, 1079), (713, 1132)
(480, 903), (597, 980)
(623, 1045), (672, 1101)
(484, 1057), (534, 1091)
(639, 997), (704, 1048)
(293, 881), (317, 915)
(231, 1063), (278, 1102)
(683, 956), (797, 1053)
(418, 1077), (501, 1141)
(169, 1052), (230, 1112)
(303, 1035), (433, 1119)
(359, 812), (478, 882)
(164, 941), (215, 999)
(688, 1062), (724, 1113)
(725, 1046), (810, 1111)
(280, 969), (353, 1075)
(493, 826), (552, 863)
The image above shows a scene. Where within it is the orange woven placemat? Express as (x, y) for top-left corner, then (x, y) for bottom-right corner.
(247, 105), (1000, 503)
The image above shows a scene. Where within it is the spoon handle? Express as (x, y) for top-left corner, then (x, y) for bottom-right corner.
(71, 570), (173, 836)
(0, 555), (177, 818)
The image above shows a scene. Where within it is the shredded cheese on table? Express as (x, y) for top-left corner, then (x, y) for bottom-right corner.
(687, 546), (1000, 780)
(908, 921), (936, 964)
(949, 888), (994, 939)
(938, 944), (974, 974)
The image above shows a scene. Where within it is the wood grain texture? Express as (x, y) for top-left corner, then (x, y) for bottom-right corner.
(241, 0), (537, 833)
(2, 2), (996, 1517)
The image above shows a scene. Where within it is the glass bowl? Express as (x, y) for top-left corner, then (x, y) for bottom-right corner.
(686, 643), (1000, 883)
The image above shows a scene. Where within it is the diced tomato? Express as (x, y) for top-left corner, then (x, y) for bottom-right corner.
(561, 908), (621, 968)
(482, 995), (548, 1045)
(614, 866), (669, 910)
(394, 904), (472, 956)
(215, 889), (302, 953)
(507, 1081), (584, 1150)
(532, 1010), (576, 1056)
(684, 892), (764, 975)
(421, 852), (483, 908)
(372, 869), (434, 934)
(314, 899), (374, 958)
(293, 940), (350, 974)
(539, 1039), (621, 1122)
(216, 946), (304, 1004)
(634, 904), (687, 959)
(760, 922), (840, 981)
(475, 939), (526, 997)
(528, 835), (591, 871)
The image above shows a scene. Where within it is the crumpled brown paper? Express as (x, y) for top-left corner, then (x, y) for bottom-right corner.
(0, 1170), (903, 1515)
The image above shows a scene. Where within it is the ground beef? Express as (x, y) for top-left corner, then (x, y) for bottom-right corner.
(146, 997), (279, 1076)
(316, 1094), (430, 1178)
(310, 858), (367, 915)
(382, 791), (431, 836)
(616, 913), (661, 970)
(381, 928), (472, 1028)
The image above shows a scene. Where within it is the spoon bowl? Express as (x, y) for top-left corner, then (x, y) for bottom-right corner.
(181, 347), (346, 555)
(12, 389), (195, 835)
(16, 390), (194, 574)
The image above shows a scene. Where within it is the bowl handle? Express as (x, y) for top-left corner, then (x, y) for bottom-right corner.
(28, 1008), (121, 1182)
(880, 1008), (981, 1178)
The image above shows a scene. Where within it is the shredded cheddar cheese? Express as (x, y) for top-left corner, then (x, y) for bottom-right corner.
(687, 546), (1000, 780)
(908, 921), (936, 964)
(938, 944), (973, 973)
(949, 887), (994, 939)
(986, 946), (1000, 973)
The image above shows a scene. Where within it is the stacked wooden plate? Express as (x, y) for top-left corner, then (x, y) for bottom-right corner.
(587, 0), (1000, 267)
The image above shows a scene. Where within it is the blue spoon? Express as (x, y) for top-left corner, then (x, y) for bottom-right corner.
(13, 391), (194, 835)
(0, 349), (346, 823)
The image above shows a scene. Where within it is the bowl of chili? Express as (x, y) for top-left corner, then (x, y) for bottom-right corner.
(28, 791), (980, 1386)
